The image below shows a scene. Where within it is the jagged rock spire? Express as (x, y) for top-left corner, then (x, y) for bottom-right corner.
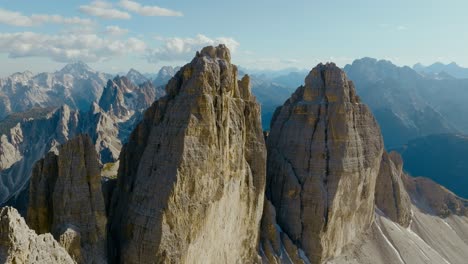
(108, 45), (266, 263)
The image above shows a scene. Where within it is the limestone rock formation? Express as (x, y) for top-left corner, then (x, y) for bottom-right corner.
(0, 206), (74, 264)
(108, 45), (266, 264)
(27, 134), (107, 263)
(374, 151), (412, 227)
(265, 63), (384, 263)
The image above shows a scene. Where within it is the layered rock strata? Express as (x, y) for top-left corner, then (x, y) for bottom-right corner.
(265, 63), (384, 263)
(108, 45), (266, 263)
(27, 134), (107, 263)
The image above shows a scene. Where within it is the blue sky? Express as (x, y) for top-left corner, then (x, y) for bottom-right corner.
(0, 0), (467, 76)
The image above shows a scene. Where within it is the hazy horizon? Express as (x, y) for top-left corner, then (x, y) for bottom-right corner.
(1, 0), (468, 76)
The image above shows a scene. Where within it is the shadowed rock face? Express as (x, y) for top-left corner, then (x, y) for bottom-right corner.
(108, 45), (266, 264)
(375, 151), (412, 227)
(265, 63), (384, 263)
(27, 134), (107, 263)
(0, 206), (74, 264)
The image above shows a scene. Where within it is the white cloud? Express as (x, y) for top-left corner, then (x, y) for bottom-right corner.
(0, 32), (146, 63)
(147, 34), (239, 62)
(0, 8), (93, 27)
(119, 0), (183, 17)
(105, 25), (129, 36)
(79, 1), (131, 20)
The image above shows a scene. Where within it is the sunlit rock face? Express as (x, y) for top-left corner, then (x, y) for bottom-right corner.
(265, 63), (384, 263)
(108, 45), (266, 264)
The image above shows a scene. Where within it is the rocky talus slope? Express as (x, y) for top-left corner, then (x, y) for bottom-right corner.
(27, 134), (107, 263)
(108, 45), (266, 264)
(262, 63), (384, 263)
(0, 206), (74, 264)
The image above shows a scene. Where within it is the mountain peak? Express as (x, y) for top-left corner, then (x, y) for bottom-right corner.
(125, 68), (148, 85)
(197, 44), (231, 62)
(59, 61), (93, 75)
(303, 62), (359, 104)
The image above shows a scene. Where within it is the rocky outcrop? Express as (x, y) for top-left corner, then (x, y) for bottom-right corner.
(0, 206), (74, 264)
(375, 151), (412, 227)
(265, 63), (384, 263)
(403, 174), (468, 217)
(108, 45), (266, 263)
(27, 134), (107, 263)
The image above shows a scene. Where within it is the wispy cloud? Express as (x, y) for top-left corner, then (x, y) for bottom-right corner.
(0, 8), (93, 27)
(119, 0), (183, 17)
(79, 1), (131, 20)
(378, 23), (408, 31)
(0, 31), (146, 62)
(147, 34), (239, 62)
(105, 25), (129, 36)
(397, 25), (408, 31)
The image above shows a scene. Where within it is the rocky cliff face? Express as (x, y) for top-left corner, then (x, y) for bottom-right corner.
(0, 104), (121, 206)
(374, 151), (412, 227)
(27, 134), (107, 263)
(108, 45), (266, 264)
(264, 63), (384, 263)
(0, 206), (74, 264)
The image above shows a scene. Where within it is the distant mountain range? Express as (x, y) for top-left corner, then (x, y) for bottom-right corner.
(344, 58), (468, 148)
(0, 65), (166, 206)
(0, 62), (111, 119)
(414, 62), (468, 79)
(3, 58), (468, 205)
